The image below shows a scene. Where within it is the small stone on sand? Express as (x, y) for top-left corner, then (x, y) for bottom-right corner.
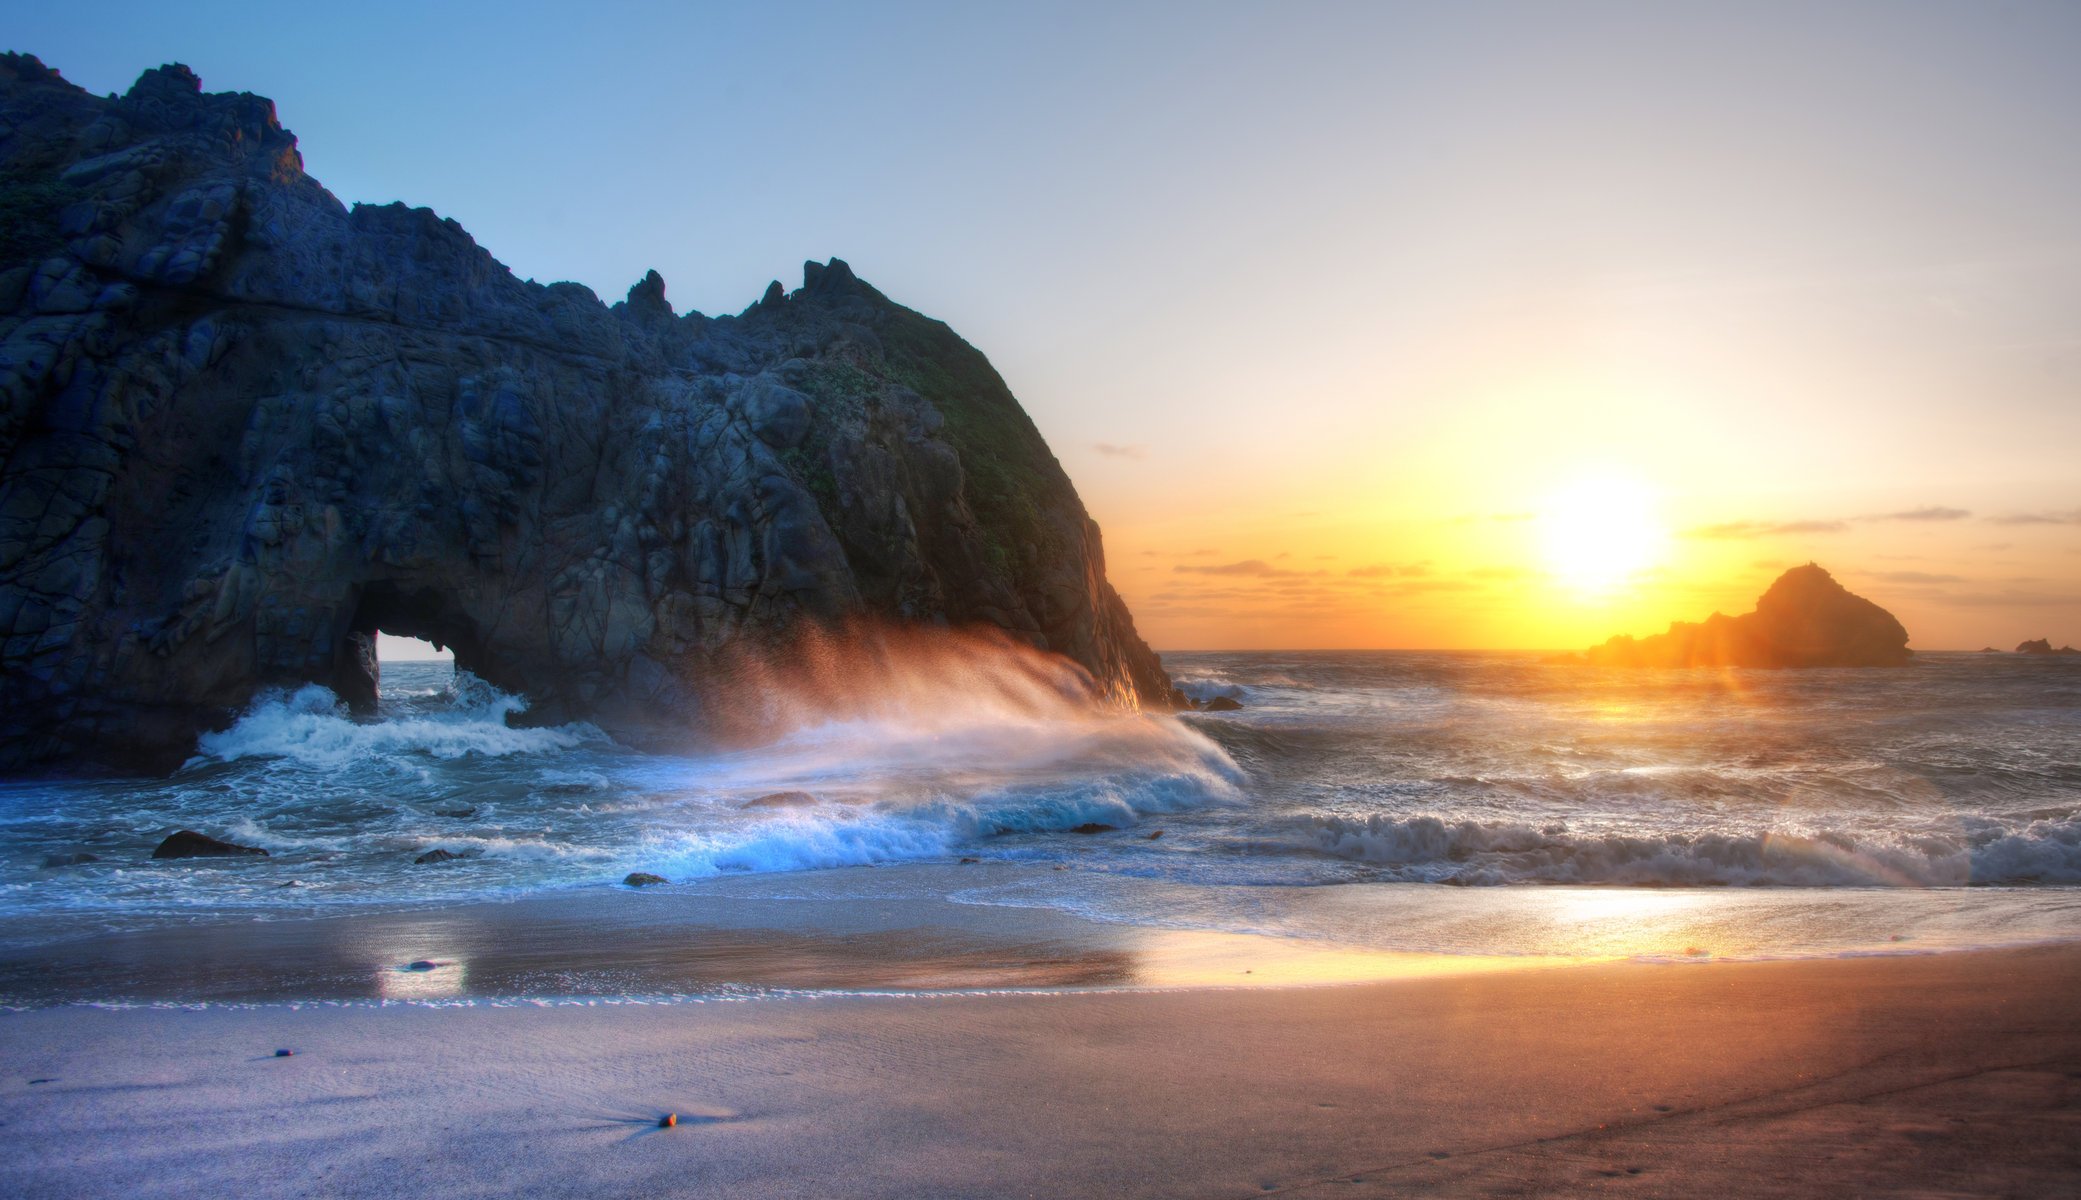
(406, 960), (439, 972)
(274, 1049), (294, 1057)
(659, 1113), (677, 1128)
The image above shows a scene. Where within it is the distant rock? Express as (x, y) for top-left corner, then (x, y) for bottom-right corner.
(2016, 639), (2081, 655)
(0, 53), (1180, 773)
(1978, 647), (2002, 653)
(152, 830), (268, 859)
(742, 791), (818, 810)
(39, 851), (98, 867)
(1069, 822), (1117, 834)
(623, 872), (667, 887)
(1200, 695), (1243, 712)
(435, 806), (477, 819)
(1579, 564), (1910, 668)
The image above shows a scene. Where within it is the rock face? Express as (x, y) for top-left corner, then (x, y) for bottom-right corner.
(1581, 564), (1911, 668)
(0, 56), (1180, 771)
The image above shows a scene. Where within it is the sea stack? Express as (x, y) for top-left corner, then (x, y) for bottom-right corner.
(0, 55), (1181, 772)
(1580, 564), (1910, 668)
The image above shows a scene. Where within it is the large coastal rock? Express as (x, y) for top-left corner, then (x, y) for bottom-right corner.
(2016, 639), (2080, 656)
(0, 56), (1180, 771)
(1580, 564), (1911, 668)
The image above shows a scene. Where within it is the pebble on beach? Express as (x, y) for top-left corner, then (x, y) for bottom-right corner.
(274, 1049), (294, 1057)
(659, 1113), (677, 1128)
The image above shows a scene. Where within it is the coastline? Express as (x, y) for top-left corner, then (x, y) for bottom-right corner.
(6, 943), (2080, 1197)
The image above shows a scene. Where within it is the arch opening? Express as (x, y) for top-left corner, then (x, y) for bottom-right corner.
(330, 582), (485, 714)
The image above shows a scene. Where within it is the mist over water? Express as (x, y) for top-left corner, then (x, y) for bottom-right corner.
(4, 636), (2079, 968)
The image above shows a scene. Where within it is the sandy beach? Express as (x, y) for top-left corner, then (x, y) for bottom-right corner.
(6, 943), (2079, 1198)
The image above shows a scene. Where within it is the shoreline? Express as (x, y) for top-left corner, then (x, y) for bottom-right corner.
(9, 863), (2081, 1008)
(6, 944), (2080, 1197)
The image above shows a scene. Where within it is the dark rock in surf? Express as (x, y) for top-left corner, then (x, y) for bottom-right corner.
(1579, 564), (1910, 668)
(1978, 647), (2002, 653)
(742, 791), (818, 810)
(39, 851), (98, 867)
(0, 54), (1180, 774)
(1069, 822), (1117, 834)
(153, 830), (268, 859)
(1200, 695), (1243, 711)
(413, 847), (478, 864)
(623, 871), (666, 887)
(435, 806), (477, 819)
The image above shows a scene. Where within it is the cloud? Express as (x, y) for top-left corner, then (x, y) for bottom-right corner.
(1989, 508), (2081, 526)
(1090, 442), (1147, 460)
(1865, 571), (1966, 585)
(1175, 559), (1302, 578)
(1866, 506), (1971, 522)
(1347, 561), (1433, 579)
(1684, 519), (1849, 539)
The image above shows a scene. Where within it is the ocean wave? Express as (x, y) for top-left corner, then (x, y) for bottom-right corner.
(1289, 812), (2081, 887)
(189, 675), (600, 769)
(1175, 677), (1247, 704)
(630, 745), (1237, 878)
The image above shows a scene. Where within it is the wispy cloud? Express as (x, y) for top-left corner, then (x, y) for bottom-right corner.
(1685, 519), (1850, 540)
(1989, 508), (2081, 526)
(1347, 561), (1433, 579)
(1175, 559), (1308, 578)
(1090, 442), (1147, 460)
(1866, 506), (1971, 522)
(1865, 570), (1966, 585)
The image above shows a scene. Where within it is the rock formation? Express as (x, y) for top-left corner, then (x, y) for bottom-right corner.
(0, 55), (1180, 772)
(2016, 639), (2080, 656)
(1579, 564), (1911, 668)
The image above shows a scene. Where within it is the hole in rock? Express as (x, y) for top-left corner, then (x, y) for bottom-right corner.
(332, 582), (483, 715)
(376, 634), (453, 663)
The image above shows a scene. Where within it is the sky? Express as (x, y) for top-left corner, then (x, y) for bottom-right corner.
(11, 1), (2080, 650)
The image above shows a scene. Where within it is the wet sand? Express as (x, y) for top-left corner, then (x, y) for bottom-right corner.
(5, 943), (2079, 1197)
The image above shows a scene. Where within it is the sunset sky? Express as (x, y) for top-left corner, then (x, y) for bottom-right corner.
(16, 1), (2079, 649)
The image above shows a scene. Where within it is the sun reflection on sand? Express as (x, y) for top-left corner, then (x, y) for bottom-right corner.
(377, 957), (469, 1001)
(1122, 929), (1587, 987)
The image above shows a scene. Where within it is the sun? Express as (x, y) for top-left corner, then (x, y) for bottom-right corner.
(1537, 475), (1664, 595)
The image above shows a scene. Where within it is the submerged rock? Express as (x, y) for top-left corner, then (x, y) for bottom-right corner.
(1200, 695), (1243, 712)
(623, 872), (667, 887)
(1579, 564), (1910, 669)
(412, 848), (478, 864)
(0, 54), (1183, 774)
(39, 851), (99, 867)
(742, 791), (818, 810)
(152, 830), (268, 859)
(1069, 822), (1117, 834)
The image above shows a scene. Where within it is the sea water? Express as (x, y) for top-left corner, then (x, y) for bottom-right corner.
(3, 647), (2079, 971)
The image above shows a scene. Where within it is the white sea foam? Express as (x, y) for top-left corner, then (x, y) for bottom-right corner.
(189, 675), (598, 769)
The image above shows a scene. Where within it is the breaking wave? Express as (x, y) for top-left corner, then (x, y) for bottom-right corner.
(189, 674), (601, 768)
(1290, 812), (2081, 887)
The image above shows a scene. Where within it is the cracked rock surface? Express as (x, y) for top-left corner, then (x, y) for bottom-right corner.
(0, 54), (1179, 772)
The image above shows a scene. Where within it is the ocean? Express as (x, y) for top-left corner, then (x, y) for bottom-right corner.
(5, 648), (2080, 1000)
